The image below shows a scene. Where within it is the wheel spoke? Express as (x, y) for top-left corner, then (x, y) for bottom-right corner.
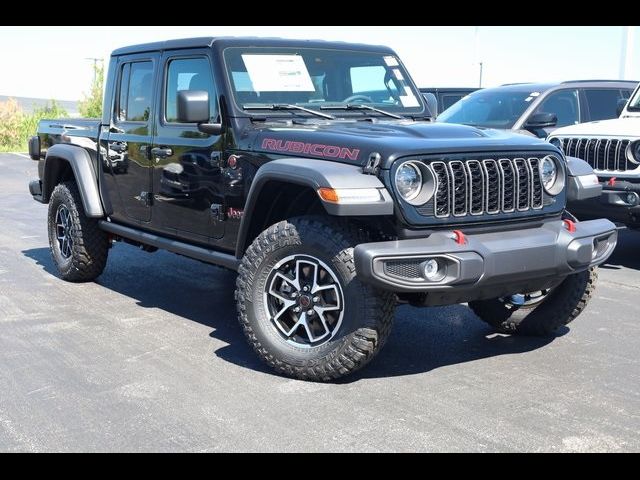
(264, 254), (344, 348)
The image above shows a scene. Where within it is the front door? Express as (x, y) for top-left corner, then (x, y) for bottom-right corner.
(150, 50), (225, 243)
(106, 54), (158, 223)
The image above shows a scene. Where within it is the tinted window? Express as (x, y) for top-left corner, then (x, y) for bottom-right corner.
(584, 89), (624, 121)
(165, 57), (216, 123)
(535, 89), (578, 128)
(437, 89), (532, 129)
(441, 94), (465, 111)
(117, 61), (153, 122)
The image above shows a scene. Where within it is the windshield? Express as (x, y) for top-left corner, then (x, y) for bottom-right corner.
(437, 89), (534, 129)
(223, 46), (424, 116)
(627, 86), (640, 111)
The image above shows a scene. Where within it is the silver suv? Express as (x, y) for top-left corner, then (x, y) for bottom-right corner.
(437, 80), (637, 138)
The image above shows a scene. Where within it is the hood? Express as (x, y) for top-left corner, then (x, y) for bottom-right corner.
(550, 117), (640, 138)
(246, 120), (554, 168)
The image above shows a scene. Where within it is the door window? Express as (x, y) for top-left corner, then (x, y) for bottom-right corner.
(165, 57), (217, 123)
(535, 89), (579, 127)
(584, 89), (626, 121)
(116, 61), (153, 122)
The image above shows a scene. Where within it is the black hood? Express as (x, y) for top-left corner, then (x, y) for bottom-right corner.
(246, 119), (556, 168)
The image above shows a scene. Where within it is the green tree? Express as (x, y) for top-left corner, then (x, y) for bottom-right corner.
(78, 61), (104, 118)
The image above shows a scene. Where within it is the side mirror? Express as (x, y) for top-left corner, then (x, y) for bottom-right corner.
(616, 98), (627, 117)
(422, 92), (438, 118)
(177, 90), (224, 135)
(525, 112), (558, 129)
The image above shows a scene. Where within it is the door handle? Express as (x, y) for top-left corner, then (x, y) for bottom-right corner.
(151, 147), (173, 158)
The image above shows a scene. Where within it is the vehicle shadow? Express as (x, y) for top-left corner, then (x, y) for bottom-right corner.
(599, 228), (640, 271)
(23, 244), (565, 382)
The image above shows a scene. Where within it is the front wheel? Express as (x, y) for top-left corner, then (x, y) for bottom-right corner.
(235, 217), (395, 381)
(468, 268), (598, 336)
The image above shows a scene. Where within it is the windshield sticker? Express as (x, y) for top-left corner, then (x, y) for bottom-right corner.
(384, 56), (399, 67)
(392, 69), (404, 81)
(525, 96), (533, 102)
(399, 86), (419, 107)
(241, 54), (315, 92)
(261, 138), (360, 161)
(529, 92), (540, 97)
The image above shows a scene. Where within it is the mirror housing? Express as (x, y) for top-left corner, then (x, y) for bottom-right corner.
(177, 90), (224, 135)
(422, 92), (438, 118)
(616, 98), (627, 117)
(525, 112), (558, 129)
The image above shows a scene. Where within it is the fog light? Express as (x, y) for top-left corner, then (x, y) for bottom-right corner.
(423, 258), (445, 282)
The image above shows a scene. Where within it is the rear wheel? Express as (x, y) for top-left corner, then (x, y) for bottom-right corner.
(47, 181), (109, 282)
(468, 268), (597, 336)
(235, 217), (395, 381)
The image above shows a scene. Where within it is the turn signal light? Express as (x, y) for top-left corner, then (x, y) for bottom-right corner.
(318, 188), (340, 203)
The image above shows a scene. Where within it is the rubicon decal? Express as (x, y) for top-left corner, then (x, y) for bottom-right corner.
(261, 138), (360, 161)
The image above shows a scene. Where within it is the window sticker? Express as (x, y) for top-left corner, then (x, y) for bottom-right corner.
(384, 56), (399, 67)
(241, 54), (315, 92)
(529, 92), (540, 97)
(399, 86), (420, 107)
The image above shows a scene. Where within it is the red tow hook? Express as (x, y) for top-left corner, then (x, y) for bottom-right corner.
(452, 229), (467, 245)
(563, 219), (577, 233)
(608, 177), (617, 187)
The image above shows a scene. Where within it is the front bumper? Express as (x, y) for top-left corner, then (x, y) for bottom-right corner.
(354, 219), (617, 296)
(568, 180), (640, 228)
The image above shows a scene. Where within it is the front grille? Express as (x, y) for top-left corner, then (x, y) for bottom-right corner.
(429, 157), (544, 219)
(559, 137), (635, 172)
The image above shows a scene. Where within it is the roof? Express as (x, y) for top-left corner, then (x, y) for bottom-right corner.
(495, 80), (637, 92)
(111, 36), (395, 56)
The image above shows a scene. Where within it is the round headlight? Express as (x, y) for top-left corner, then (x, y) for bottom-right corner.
(627, 141), (640, 165)
(539, 156), (558, 193)
(395, 162), (422, 201)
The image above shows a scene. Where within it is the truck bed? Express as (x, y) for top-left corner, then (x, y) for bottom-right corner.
(37, 118), (101, 155)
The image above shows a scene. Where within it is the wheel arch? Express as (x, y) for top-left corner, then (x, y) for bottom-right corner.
(235, 158), (393, 258)
(42, 144), (104, 217)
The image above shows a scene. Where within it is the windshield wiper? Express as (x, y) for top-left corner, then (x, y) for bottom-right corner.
(243, 103), (335, 120)
(320, 103), (402, 119)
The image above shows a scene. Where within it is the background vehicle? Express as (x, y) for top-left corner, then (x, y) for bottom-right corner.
(419, 87), (479, 115)
(548, 83), (640, 228)
(437, 80), (637, 138)
(27, 37), (616, 381)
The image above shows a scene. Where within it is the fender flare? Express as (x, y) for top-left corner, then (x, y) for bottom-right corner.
(235, 158), (393, 258)
(565, 155), (602, 202)
(43, 144), (104, 217)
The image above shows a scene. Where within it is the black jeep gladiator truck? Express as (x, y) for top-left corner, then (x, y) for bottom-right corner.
(28, 37), (617, 381)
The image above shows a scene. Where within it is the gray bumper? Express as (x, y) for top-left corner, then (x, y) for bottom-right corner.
(354, 219), (617, 292)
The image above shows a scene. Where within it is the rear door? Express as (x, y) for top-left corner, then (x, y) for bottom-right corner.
(150, 49), (224, 243)
(106, 53), (158, 223)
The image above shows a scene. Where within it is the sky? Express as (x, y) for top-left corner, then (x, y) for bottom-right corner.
(0, 26), (638, 101)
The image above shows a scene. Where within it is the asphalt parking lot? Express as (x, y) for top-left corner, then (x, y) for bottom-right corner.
(1, 152), (638, 452)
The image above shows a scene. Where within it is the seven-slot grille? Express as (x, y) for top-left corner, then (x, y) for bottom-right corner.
(429, 157), (544, 218)
(558, 137), (636, 172)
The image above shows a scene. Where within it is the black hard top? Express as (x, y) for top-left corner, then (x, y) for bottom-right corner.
(111, 36), (396, 56)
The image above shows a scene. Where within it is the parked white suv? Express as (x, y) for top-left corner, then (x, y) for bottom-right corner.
(548, 84), (640, 228)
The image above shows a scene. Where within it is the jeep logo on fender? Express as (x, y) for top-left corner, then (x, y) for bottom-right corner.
(261, 138), (360, 161)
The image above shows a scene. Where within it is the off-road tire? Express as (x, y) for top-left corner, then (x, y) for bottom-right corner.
(47, 181), (109, 282)
(235, 217), (395, 381)
(468, 268), (598, 336)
